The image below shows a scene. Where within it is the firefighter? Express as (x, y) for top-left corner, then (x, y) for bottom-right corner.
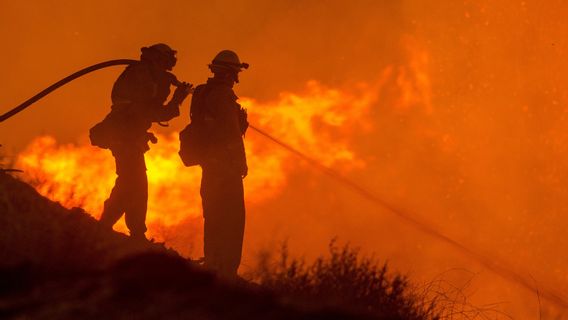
(191, 50), (249, 277)
(98, 43), (192, 240)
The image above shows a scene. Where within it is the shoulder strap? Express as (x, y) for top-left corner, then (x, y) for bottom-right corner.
(189, 84), (213, 121)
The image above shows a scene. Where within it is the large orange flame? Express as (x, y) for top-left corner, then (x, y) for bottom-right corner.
(16, 75), (397, 255)
(4, 1), (568, 317)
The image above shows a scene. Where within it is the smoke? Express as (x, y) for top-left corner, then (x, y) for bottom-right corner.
(3, 0), (568, 318)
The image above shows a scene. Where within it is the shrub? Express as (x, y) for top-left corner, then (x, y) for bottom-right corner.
(250, 240), (440, 320)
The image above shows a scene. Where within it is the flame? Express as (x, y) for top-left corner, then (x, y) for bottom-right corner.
(3, 1), (568, 316)
(15, 40), (432, 258)
(396, 37), (433, 114)
(15, 76), (397, 254)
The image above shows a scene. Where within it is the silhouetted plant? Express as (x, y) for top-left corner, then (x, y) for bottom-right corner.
(250, 240), (440, 320)
(415, 269), (512, 320)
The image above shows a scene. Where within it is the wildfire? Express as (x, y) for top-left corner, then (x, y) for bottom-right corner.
(16, 79), (387, 253)
(4, 0), (567, 316)
(15, 39), (433, 257)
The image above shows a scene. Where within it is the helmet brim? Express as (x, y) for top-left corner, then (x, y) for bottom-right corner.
(209, 62), (248, 73)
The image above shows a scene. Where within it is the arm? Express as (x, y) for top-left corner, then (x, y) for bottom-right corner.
(146, 82), (193, 123)
(113, 64), (191, 123)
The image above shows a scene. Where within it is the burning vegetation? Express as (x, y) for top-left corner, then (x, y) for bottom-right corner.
(14, 76), (387, 256)
(2, 1), (568, 318)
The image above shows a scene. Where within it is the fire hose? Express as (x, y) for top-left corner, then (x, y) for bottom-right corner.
(0, 59), (138, 123)
(1, 60), (567, 309)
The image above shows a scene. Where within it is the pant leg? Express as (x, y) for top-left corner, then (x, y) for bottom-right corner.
(201, 169), (221, 271)
(100, 151), (131, 228)
(220, 174), (245, 275)
(117, 150), (148, 237)
(123, 169), (148, 236)
(201, 168), (245, 277)
(100, 148), (148, 236)
(99, 176), (126, 228)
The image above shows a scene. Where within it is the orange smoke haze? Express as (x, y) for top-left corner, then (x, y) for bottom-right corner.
(3, 1), (568, 318)
(16, 78), (379, 254)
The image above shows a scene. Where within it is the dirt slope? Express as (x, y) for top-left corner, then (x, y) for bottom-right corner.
(0, 172), (377, 319)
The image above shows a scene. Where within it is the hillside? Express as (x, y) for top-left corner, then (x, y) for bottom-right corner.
(0, 172), (384, 319)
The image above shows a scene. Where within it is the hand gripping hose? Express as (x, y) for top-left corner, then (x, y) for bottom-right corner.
(0, 59), (138, 123)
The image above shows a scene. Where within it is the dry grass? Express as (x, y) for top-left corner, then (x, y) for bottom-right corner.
(415, 269), (513, 320)
(248, 240), (517, 320)
(248, 240), (440, 320)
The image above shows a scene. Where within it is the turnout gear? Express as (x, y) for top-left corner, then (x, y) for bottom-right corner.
(97, 46), (191, 238)
(90, 59), (190, 150)
(179, 77), (248, 168)
(99, 148), (148, 236)
(201, 166), (245, 276)
(184, 57), (249, 276)
(200, 77), (247, 277)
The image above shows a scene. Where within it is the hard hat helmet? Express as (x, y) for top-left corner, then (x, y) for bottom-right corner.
(141, 43), (177, 70)
(209, 50), (249, 73)
(148, 43), (176, 55)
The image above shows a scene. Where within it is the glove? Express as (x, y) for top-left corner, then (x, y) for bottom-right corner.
(136, 132), (158, 153)
(171, 82), (193, 105)
(238, 106), (249, 135)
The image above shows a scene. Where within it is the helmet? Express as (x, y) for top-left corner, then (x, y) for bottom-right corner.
(141, 43), (177, 70)
(146, 43), (176, 56)
(209, 50), (249, 73)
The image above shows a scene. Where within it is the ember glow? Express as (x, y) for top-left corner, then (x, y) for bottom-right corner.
(16, 78), (386, 254)
(5, 1), (568, 318)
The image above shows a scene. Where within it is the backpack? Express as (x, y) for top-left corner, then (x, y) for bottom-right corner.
(179, 85), (211, 167)
(89, 109), (124, 149)
(89, 117), (112, 149)
(89, 105), (135, 149)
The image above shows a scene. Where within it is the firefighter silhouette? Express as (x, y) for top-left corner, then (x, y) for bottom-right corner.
(94, 44), (192, 240)
(187, 50), (249, 277)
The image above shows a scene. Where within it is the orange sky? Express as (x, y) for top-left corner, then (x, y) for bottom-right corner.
(0, 0), (406, 150)
(2, 1), (568, 318)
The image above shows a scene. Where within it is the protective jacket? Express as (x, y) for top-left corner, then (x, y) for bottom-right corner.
(198, 76), (248, 277)
(98, 61), (181, 237)
(197, 77), (247, 173)
(92, 61), (180, 152)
